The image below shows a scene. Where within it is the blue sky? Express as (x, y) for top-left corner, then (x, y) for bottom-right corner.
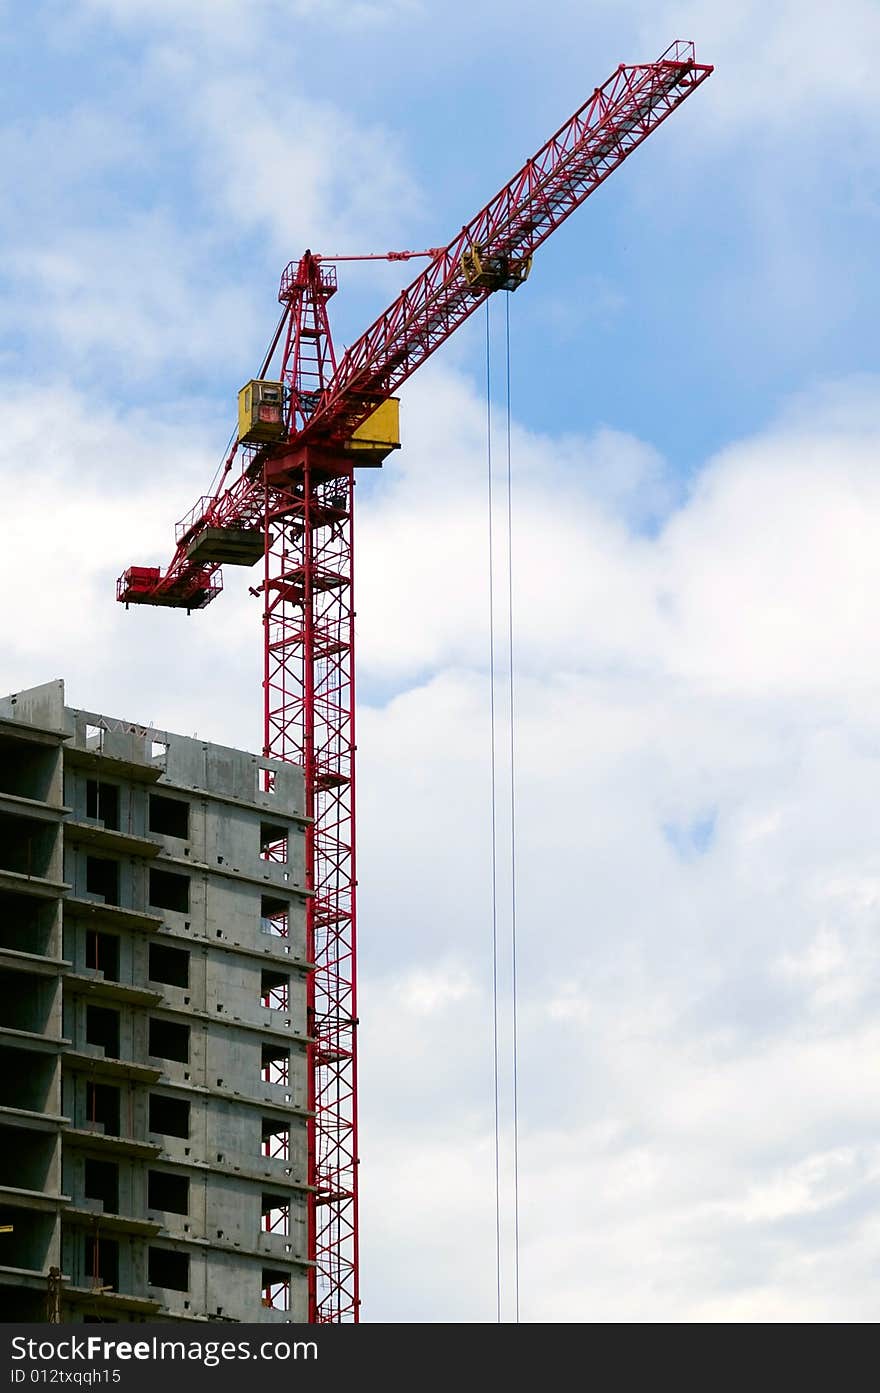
(6, 0), (879, 469)
(5, 0), (880, 1324)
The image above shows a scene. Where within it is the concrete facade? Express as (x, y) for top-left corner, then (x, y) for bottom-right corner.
(0, 680), (309, 1323)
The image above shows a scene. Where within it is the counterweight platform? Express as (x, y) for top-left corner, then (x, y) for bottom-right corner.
(185, 526), (265, 567)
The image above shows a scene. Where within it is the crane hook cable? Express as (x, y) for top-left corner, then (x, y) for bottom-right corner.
(486, 299), (503, 1325)
(505, 291), (521, 1325)
(486, 295), (523, 1323)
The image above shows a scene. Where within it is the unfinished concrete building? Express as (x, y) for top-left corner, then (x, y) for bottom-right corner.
(0, 679), (308, 1323)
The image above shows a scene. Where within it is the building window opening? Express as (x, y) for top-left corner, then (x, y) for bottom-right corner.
(86, 1082), (121, 1137)
(149, 795), (189, 840)
(148, 1093), (190, 1139)
(148, 1247), (189, 1292)
(261, 1193), (289, 1235)
(86, 1006), (120, 1059)
(148, 868), (189, 914)
(85, 857), (119, 906)
(87, 1236), (118, 1293)
(260, 895), (289, 938)
(148, 942), (190, 989)
(148, 1170), (189, 1215)
(85, 780), (120, 831)
(259, 822), (288, 864)
(260, 968), (289, 1011)
(261, 1268), (289, 1312)
(261, 1118), (290, 1160)
(85, 930), (120, 982)
(148, 1018), (190, 1063)
(84, 1158), (119, 1214)
(261, 1043), (288, 1085)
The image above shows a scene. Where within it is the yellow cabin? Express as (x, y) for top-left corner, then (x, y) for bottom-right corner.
(344, 398), (400, 464)
(238, 380), (285, 444)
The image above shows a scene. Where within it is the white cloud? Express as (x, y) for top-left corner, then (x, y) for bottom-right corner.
(733, 1147), (878, 1224)
(577, 0), (880, 137)
(358, 365), (880, 717)
(6, 364), (880, 1320)
(0, 7), (420, 379)
(181, 70), (421, 258)
(5, 216), (260, 379)
(353, 368), (880, 1319)
(78, 0), (418, 39)
(0, 384), (263, 745)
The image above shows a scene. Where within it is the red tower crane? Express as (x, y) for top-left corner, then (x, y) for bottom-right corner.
(118, 40), (712, 1323)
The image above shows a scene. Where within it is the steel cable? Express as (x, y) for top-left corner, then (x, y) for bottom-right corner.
(485, 300), (503, 1325)
(505, 292), (521, 1323)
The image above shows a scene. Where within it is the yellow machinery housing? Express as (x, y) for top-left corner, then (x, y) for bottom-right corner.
(237, 381), (399, 462)
(461, 244), (532, 293)
(238, 380), (285, 444)
(344, 398), (400, 465)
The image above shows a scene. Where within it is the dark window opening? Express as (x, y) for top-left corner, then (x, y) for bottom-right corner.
(0, 733), (56, 803)
(148, 1170), (189, 1215)
(148, 942), (190, 989)
(149, 868), (189, 914)
(0, 966), (52, 1033)
(86, 1082), (121, 1137)
(0, 890), (54, 957)
(259, 822), (288, 862)
(149, 795), (189, 840)
(149, 1018), (189, 1063)
(85, 780), (120, 831)
(0, 812), (55, 879)
(86, 1236), (118, 1292)
(0, 1045), (52, 1112)
(260, 894), (289, 938)
(261, 1043), (288, 1086)
(261, 1118), (289, 1158)
(86, 857), (119, 906)
(261, 968), (289, 1009)
(148, 1246), (189, 1291)
(261, 1268), (289, 1311)
(148, 1093), (190, 1139)
(85, 930), (120, 982)
(261, 1193), (290, 1235)
(84, 1158), (119, 1213)
(86, 1006), (120, 1059)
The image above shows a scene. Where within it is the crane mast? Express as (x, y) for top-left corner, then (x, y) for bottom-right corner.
(118, 40), (712, 1323)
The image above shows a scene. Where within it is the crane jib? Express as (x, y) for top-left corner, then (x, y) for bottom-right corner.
(298, 51), (710, 448)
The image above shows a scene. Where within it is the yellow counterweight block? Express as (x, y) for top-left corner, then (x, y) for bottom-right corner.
(344, 398), (401, 464)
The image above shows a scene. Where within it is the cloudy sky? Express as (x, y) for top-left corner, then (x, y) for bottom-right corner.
(4, 0), (880, 1322)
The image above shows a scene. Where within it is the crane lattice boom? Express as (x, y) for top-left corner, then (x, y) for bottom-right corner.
(308, 39), (711, 444)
